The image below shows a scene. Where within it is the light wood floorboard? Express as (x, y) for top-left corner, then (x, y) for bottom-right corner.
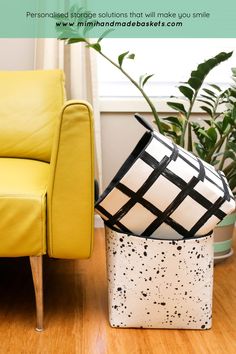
(0, 228), (235, 354)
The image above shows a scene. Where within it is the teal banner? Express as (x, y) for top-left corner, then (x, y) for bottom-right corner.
(0, 0), (236, 38)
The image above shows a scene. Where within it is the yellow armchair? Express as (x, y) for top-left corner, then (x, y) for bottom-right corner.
(0, 70), (94, 330)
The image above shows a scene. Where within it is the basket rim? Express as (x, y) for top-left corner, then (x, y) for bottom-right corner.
(105, 225), (213, 242)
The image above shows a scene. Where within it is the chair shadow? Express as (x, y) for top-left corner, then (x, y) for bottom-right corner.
(0, 252), (108, 328)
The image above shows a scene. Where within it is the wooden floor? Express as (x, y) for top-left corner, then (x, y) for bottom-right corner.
(0, 228), (235, 354)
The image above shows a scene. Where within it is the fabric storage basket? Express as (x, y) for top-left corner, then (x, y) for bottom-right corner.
(106, 226), (214, 329)
(96, 115), (235, 240)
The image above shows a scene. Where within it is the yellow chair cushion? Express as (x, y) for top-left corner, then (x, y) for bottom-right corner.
(0, 158), (49, 257)
(0, 70), (65, 162)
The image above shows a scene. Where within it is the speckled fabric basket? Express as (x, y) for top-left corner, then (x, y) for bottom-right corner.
(106, 227), (214, 329)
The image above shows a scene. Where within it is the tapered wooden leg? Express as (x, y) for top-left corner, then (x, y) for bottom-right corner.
(30, 256), (43, 331)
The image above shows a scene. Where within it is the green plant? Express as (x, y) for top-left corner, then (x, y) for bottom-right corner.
(162, 62), (236, 195)
(161, 52), (233, 147)
(192, 72), (236, 193)
(58, 21), (235, 194)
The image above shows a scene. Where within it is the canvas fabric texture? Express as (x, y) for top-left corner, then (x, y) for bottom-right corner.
(106, 227), (214, 329)
(96, 115), (235, 240)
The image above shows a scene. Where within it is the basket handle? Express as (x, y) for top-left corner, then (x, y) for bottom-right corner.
(134, 113), (154, 132)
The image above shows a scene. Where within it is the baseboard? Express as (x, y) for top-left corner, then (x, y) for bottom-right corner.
(95, 214), (104, 228)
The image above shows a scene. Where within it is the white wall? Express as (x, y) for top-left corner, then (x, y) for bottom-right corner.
(101, 112), (146, 189)
(0, 39), (35, 70)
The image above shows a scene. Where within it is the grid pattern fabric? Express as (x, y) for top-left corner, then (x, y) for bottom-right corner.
(96, 116), (235, 240)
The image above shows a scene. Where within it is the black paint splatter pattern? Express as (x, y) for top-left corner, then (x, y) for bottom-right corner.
(106, 227), (213, 329)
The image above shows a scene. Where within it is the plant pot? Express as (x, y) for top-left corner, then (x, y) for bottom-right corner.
(214, 211), (236, 263)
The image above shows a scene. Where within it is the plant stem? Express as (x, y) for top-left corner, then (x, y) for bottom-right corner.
(187, 124), (193, 151)
(218, 152), (227, 171)
(84, 40), (164, 134)
(181, 90), (198, 148)
(100, 52), (163, 133)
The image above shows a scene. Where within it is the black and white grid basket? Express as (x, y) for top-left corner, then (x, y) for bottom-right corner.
(96, 114), (235, 239)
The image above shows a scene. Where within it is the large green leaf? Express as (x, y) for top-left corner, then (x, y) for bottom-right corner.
(163, 116), (183, 129)
(200, 94), (215, 103)
(167, 102), (187, 114)
(194, 143), (206, 159)
(67, 38), (86, 44)
(198, 99), (214, 109)
(86, 43), (101, 52)
(160, 121), (171, 131)
(207, 127), (218, 144)
(203, 88), (217, 97)
(187, 51), (233, 91)
(193, 126), (217, 150)
(188, 77), (202, 90)
(178, 85), (194, 101)
(198, 128), (214, 141)
(191, 68), (205, 80)
(200, 105), (213, 117)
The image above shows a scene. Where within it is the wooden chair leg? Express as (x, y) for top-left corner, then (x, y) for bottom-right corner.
(30, 256), (44, 331)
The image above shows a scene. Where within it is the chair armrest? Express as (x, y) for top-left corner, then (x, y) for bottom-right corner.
(47, 100), (94, 259)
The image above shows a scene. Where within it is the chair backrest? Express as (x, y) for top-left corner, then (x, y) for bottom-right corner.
(0, 70), (65, 162)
